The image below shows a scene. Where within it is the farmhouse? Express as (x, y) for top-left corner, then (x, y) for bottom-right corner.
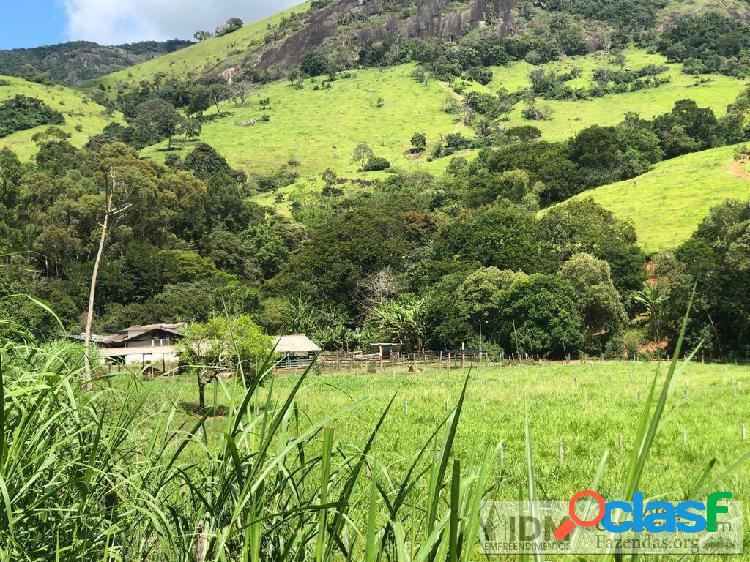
(72, 323), (186, 366)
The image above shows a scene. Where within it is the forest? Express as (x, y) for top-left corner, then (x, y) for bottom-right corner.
(1, 119), (748, 358)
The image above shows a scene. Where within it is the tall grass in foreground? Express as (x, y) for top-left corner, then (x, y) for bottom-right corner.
(0, 298), (747, 561)
(0, 340), (491, 561)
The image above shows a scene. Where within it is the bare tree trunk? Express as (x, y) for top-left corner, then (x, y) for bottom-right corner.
(198, 371), (206, 411)
(83, 185), (113, 391)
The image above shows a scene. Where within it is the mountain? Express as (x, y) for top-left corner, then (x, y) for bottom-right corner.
(0, 40), (193, 85)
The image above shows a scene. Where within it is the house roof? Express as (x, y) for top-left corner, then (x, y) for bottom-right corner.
(126, 323), (186, 336)
(69, 322), (186, 346)
(274, 334), (321, 353)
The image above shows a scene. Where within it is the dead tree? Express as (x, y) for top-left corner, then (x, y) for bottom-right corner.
(82, 172), (130, 390)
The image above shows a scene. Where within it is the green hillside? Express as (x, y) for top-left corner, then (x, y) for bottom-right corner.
(93, 3), (310, 92)
(0, 75), (119, 159)
(142, 63), (464, 176)
(139, 49), (746, 180)
(572, 144), (750, 253)
(470, 48), (746, 141)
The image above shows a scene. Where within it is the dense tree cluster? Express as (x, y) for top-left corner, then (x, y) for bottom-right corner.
(0, 140), (301, 338)
(658, 13), (750, 77)
(0, 95), (64, 138)
(1, 120), (748, 358)
(467, 98), (745, 205)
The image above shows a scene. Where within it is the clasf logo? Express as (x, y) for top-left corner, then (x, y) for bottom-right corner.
(554, 489), (734, 540)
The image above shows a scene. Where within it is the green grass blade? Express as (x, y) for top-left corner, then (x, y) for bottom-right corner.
(314, 426), (334, 562)
(449, 459), (460, 562)
(525, 409), (542, 562)
(428, 373), (470, 534)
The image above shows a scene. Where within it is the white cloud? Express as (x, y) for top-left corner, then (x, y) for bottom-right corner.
(60, 0), (303, 45)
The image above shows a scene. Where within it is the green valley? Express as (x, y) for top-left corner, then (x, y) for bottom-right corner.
(4, 1), (750, 560)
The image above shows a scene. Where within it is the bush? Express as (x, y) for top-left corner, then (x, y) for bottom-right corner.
(522, 101), (553, 121)
(179, 314), (272, 383)
(362, 155), (391, 171)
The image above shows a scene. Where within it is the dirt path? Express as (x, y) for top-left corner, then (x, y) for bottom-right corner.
(437, 80), (467, 132)
(729, 157), (750, 181)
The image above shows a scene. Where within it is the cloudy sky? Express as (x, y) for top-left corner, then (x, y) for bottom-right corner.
(2, 0), (304, 49)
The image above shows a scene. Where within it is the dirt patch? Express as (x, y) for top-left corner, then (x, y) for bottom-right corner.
(729, 158), (750, 181)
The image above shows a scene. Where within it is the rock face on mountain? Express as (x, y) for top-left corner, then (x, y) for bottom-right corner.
(255, 0), (514, 69)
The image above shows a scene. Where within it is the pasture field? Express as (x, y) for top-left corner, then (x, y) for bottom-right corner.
(141, 63), (462, 177)
(472, 48), (747, 142)
(128, 359), (750, 559)
(0, 75), (119, 159)
(140, 50), (745, 180)
(571, 144), (750, 253)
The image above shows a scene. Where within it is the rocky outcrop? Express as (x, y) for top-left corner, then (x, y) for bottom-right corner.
(254, 0), (514, 70)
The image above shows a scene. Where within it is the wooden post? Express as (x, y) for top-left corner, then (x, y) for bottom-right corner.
(682, 429), (687, 448)
(403, 400), (409, 414)
(741, 420), (746, 442)
(618, 433), (623, 453)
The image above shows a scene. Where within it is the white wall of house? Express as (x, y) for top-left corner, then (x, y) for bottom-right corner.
(100, 346), (178, 365)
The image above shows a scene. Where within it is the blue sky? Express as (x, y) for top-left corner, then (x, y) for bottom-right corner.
(1, 0), (303, 49)
(2, 1), (68, 49)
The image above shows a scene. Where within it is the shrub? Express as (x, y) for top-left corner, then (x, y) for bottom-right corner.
(362, 155), (391, 171)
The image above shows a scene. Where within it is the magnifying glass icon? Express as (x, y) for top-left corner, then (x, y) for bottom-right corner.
(553, 490), (606, 541)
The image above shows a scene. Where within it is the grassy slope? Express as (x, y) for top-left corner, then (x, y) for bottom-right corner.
(0, 75), (118, 160)
(96, 37), (749, 243)
(470, 48), (747, 141)
(571, 144), (750, 253)
(139, 48), (745, 181)
(142, 63), (464, 178)
(93, 3), (310, 92)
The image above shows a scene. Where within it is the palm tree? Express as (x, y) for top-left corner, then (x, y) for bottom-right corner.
(634, 283), (668, 341)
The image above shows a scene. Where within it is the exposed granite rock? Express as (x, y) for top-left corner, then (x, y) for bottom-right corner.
(255, 0), (515, 70)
